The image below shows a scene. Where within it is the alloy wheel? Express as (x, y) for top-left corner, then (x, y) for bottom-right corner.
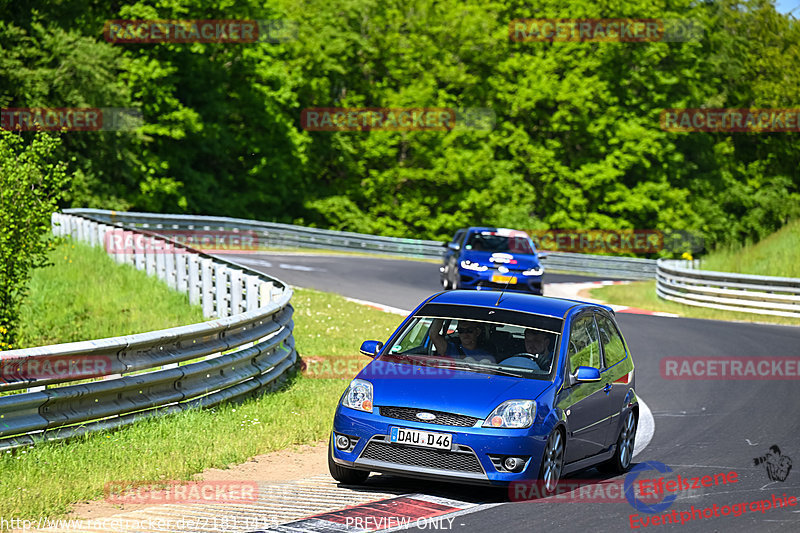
(619, 412), (636, 469)
(542, 431), (564, 493)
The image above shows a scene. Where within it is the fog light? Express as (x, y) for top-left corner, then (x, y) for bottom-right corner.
(335, 435), (350, 450)
(504, 457), (524, 472)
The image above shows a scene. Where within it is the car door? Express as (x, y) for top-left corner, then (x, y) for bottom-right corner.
(594, 312), (634, 447)
(561, 312), (615, 463)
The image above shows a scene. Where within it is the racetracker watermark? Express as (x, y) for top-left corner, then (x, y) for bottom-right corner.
(527, 229), (705, 254)
(0, 108), (142, 132)
(509, 18), (703, 42)
(300, 107), (496, 132)
(629, 493), (797, 529)
(510, 479), (663, 503)
(0, 355), (111, 384)
(661, 357), (800, 380)
(301, 355), (472, 380)
(104, 229), (261, 254)
(509, 467), (724, 505)
(661, 108), (800, 132)
(104, 480), (258, 504)
(104, 19), (297, 43)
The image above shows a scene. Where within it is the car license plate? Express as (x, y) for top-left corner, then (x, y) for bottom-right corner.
(491, 275), (517, 284)
(390, 427), (452, 450)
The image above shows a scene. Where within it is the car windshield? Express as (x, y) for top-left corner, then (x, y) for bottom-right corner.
(465, 232), (534, 254)
(378, 316), (559, 380)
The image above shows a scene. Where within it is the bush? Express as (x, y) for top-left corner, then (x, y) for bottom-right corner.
(0, 131), (70, 348)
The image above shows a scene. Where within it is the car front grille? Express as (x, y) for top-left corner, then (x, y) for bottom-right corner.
(360, 440), (483, 473)
(379, 406), (480, 427)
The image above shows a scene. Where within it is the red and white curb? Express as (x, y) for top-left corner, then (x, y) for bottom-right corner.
(253, 494), (481, 532)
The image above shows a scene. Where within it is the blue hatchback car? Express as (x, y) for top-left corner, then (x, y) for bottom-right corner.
(440, 227), (545, 295)
(329, 290), (638, 494)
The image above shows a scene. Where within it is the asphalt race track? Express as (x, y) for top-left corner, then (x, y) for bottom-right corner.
(228, 252), (800, 533)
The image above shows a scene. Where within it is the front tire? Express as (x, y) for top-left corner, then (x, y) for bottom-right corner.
(598, 410), (637, 474)
(538, 429), (564, 496)
(328, 437), (369, 485)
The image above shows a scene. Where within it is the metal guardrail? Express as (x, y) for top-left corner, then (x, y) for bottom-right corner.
(64, 209), (658, 279)
(0, 213), (297, 450)
(656, 259), (800, 318)
(65, 208), (447, 259)
(538, 250), (656, 280)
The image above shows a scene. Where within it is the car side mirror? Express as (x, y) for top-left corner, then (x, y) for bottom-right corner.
(359, 340), (383, 357)
(447, 242), (460, 251)
(538, 251), (548, 260)
(573, 366), (601, 383)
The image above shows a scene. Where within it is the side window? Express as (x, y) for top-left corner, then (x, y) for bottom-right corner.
(596, 315), (627, 368)
(452, 230), (465, 246)
(567, 314), (601, 373)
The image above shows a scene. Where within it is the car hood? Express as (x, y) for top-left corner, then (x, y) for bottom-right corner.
(461, 250), (541, 270)
(358, 359), (554, 419)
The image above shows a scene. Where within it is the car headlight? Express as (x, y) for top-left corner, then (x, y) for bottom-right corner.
(342, 379), (373, 413)
(522, 266), (544, 276)
(483, 400), (535, 428)
(461, 260), (488, 272)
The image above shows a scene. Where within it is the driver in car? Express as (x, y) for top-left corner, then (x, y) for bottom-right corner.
(524, 329), (554, 371)
(430, 319), (495, 363)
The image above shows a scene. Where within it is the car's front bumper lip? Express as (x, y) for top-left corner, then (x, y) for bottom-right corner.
(332, 406), (548, 485)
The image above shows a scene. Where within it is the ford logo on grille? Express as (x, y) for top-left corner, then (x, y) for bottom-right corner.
(416, 412), (436, 421)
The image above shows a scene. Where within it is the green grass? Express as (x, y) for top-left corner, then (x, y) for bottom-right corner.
(590, 281), (800, 326)
(15, 241), (204, 349)
(0, 267), (403, 521)
(698, 218), (800, 278)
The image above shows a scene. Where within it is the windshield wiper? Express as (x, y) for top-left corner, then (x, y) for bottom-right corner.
(446, 360), (526, 377)
(382, 352), (448, 368)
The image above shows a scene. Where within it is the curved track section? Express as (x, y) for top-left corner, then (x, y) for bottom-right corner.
(228, 253), (800, 533)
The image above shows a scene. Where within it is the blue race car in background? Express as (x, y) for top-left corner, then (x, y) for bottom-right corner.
(440, 227), (545, 295)
(328, 290), (638, 495)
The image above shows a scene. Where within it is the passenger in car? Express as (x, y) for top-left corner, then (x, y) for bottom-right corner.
(429, 319), (495, 363)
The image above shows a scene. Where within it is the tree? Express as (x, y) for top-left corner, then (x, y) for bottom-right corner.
(0, 131), (70, 348)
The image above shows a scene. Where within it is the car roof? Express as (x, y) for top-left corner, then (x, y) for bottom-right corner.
(465, 226), (529, 236)
(426, 290), (612, 319)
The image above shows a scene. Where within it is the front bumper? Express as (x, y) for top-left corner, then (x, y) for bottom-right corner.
(458, 268), (543, 295)
(331, 405), (549, 486)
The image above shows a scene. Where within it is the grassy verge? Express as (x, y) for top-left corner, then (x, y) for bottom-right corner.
(15, 241), (204, 349)
(590, 281), (800, 326)
(698, 218), (800, 278)
(0, 280), (402, 520)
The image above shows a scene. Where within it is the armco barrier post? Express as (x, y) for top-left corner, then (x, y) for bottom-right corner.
(245, 275), (259, 310)
(122, 230), (134, 265)
(133, 244), (145, 271)
(155, 246), (166, 281)
(97, 224), (107, 251)
(230, 269), (244, 315)
(145, 239), (157, 276)
(165, 251), (176, 289)
(87, 221), (97, 247)
(260, 281), (274, 307)
(215, 264), (230, 318)
(176, 254), (188, 293)
(200, 258), (214, 317)
(188, 255), (201, 305)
